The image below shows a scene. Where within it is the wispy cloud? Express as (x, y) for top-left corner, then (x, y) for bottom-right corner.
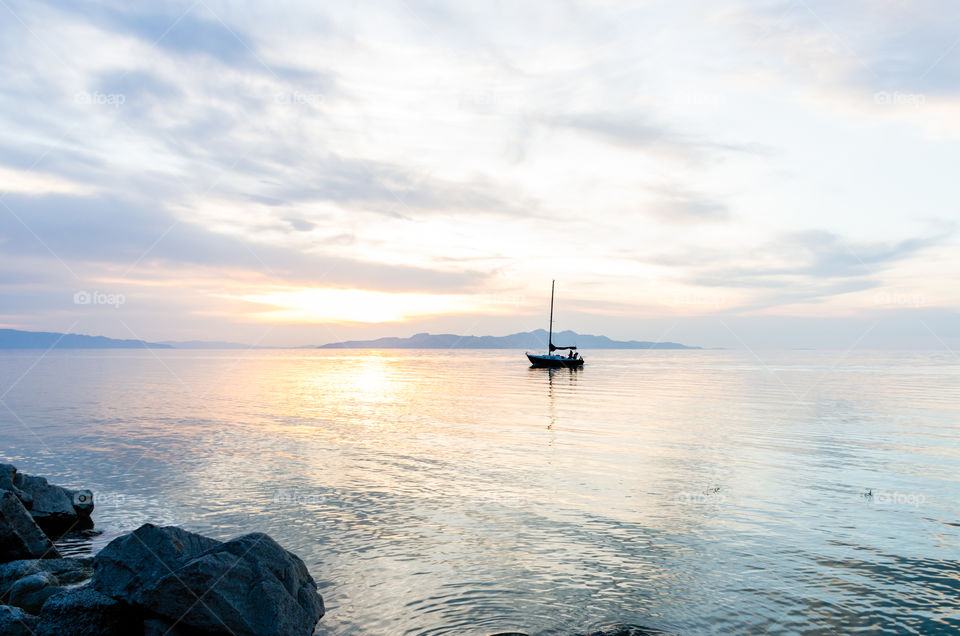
(0, 192), (491, 292)
(643, 184), (730, 224)
(541, 111), (762, 160)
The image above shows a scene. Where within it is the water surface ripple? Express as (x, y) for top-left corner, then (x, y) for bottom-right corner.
(1, 349), (958, 634)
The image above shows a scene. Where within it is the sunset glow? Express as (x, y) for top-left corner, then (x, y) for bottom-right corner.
(0, 0), (956, 348)
(241, 289), (484, 324)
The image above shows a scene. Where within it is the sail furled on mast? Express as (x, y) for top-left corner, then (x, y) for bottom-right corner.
(548, 280), (555, 352)
(546, 280), (577, 352)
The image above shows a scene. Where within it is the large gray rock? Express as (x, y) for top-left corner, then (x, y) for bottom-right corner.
(0, 557), (93, 601)
(35, 586), (141, 636)
(141, 532), (325, 636)
(92, 523), (221, 605)
(0, 491), (60, 562)
(0, 604), (39, 636)
(94, 524), (324, 636)
(1, 465), (94, 524)
(0, 464), (32, 510)
(8, 571), (64, 614)
(12, 473), (79, 528)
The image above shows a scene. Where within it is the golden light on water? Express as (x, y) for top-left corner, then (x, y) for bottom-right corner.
(339, 356), (399, 405)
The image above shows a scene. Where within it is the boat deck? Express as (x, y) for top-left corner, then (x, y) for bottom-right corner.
(526, 353), (585, 368)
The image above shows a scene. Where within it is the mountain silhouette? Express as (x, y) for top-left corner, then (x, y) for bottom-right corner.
(0, 329), (172, 349)
(316, 329), (697, 349)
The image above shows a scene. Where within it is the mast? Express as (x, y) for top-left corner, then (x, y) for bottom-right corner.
(548, 279), (555, 352)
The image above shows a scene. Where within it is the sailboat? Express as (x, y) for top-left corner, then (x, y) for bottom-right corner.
(526, 280), (585, 368)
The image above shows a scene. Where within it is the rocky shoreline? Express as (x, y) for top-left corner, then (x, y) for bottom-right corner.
(0, 463), (325, 635)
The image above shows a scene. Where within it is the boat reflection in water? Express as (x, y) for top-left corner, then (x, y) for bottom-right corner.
(525, 280), (585, 368)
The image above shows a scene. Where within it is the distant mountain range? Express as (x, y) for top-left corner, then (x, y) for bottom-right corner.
(0, 328), (697, 350)
(156, 340), (268, 350)
(317, 329), (698, 349)
(0, 329), (172, 349)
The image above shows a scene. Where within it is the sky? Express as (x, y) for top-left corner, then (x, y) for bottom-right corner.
(0, 0), (958, 349)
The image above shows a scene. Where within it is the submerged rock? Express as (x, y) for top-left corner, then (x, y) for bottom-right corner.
(36, 586), (140, 636)
(0, 491), (60, 562)
(0, 604), (39, 636)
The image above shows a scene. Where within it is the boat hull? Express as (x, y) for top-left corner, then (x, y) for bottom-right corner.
(526, 353), (584, 368)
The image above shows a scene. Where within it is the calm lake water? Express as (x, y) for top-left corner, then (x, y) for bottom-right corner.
(1, 349), (958, 634)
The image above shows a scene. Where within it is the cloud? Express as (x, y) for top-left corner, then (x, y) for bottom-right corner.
(34, 0), (333, 84)
(680, 228), (952, 308)
(284, 217), (315, 232)
(540, 111), (761, 159)
(95, 70), (182, 102)
(779, 229), (947, 278)
(725, 0), (960, 96)
(245, 159), (538, 218)
(0, 192), (491, 292)
(643, 184), (729, 224)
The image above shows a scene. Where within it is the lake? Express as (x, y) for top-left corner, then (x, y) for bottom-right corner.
(1, 349), (958, 634)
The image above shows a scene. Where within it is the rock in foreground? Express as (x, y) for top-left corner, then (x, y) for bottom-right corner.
(8, 571), (65, 614)
(0, 463), (94, 534)
(0, 604), (39, 636)
(35, 586), (141, 636)
(93, 524), (325, 636)
(0, 464), (326, 636)
(0, 557), (93, 602)
(0, 491), (60, 562)
(91, 523), (220, 605)
(0, 465), (32, 510)
(140, 532), (325, 636)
